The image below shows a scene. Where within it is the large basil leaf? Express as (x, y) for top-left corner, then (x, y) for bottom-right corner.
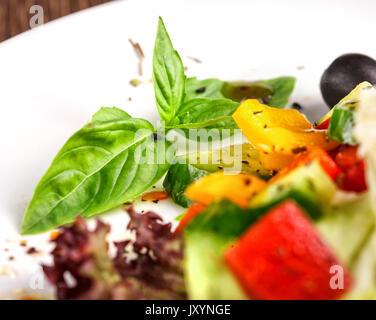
(152, 17), (185, 125)
(91, 107), (131, 122)
(173, 98), (239, 129)
(163, 163), (209, 207)
(260, 76), (296, 108)
(22, 112), (174, 234)
(185, 77), (226, 100)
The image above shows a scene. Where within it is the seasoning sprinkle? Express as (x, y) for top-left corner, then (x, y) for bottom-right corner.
(130, 78), (142, 87)
(152, 133), (162, 141)
(291, 146), (307, 154)
(195, 87), (206, 93)
(26, 247), (38, 255)
(187, 56), (202, 64)
(292, 102), (303, 110)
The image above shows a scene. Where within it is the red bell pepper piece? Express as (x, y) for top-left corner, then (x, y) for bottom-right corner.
(270, 148), (342, 183)
(315, 118), (331, 130)
(334, 146), (367, 193)
(174, 203), (206, 235)
(225, 201), (352, 300)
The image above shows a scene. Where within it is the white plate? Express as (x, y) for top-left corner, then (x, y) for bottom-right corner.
(0, 0), (375, 298)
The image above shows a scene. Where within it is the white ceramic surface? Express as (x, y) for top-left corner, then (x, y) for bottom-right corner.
(0, 0), (375, 297)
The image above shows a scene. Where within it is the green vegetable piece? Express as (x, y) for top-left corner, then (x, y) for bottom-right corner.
(317, 192), (375, 267)
(346, 229), (376, 299)
(186, 199), (264, 237)
(173, 98), (239, 129)
(221, 81), (273, 102)
(328, 105), (356, 145)
(261, 76), (296, 108)
(22, 114), (174, 234)
(152, 17), (186, 125)
(184, 231), (247, 300)
(178, 143), (273, 178)
(91, 107), (131, 123)
(163, 163), (209, 207)
(250, 161), (337, 220)
(185, 77), (226, 100)
(184, 199), (261, 300)
(325, 81), (373, 145)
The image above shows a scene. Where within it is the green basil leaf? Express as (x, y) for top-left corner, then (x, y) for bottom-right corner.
(152, 17), (185, 125)
(328, 105), (356, 145)
(185, 76), (295, 109)
(174, 98), (239, 129)
(221, 81), (273, 102)
(22, 116), (174, 234)
(91, 107), (131, 123)
(167, 116), (235, 130)
(185, 77), (226, 100)
(163, 163), (209, 207)
(260, 76), (296, 108)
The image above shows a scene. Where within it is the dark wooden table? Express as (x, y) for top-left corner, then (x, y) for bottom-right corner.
(0, 0), (113, 42)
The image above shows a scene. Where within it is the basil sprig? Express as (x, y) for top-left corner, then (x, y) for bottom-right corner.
(152, 17), (186, 125)
(22, 108), (174, 234)
(22, 17), (297, 233)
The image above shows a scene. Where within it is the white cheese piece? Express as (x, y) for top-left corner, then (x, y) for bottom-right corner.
(354, 85), (376, 211)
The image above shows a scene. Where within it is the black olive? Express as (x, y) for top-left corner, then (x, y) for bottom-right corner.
(320, 53), (376, 108)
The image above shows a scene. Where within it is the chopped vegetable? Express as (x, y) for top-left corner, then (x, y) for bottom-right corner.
(324, 82), (373, 145)
(250, 161), (337, 220)
(163, 163), (209, 207)
(315, 117), (331, 130)
(141, 191), (169, 202)
(178, 143), (273, 178)
(185, 171), (267, 208)
(184, 200), (264, 300)
(225, 201), (352, 300)
(271, 148), (342, 183)
(354, 85), (376, 210)
(334, 146), (367, 192)
(184, 231), (246, 300)
(233, 99), (338, 170)
(258, 151), (294, 170)
(316, 192), (375, 266)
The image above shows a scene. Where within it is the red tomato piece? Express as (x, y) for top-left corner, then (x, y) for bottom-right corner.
(315, 118), (331, 130)
(334, 146), (367, 193)
(225, 201), (352, 300)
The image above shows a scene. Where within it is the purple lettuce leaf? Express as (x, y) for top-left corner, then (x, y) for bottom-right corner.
(42, 208), (186, 300)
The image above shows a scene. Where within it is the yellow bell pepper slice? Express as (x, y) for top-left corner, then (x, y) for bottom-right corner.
(232, 99), (339, 159)
(258, 151), (294, 171)
(185, 171), (267, 208)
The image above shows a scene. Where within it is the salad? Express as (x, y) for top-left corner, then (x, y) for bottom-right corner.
(22, 18), (376, 300)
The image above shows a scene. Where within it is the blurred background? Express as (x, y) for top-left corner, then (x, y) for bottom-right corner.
(0, 0), (114, 42)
